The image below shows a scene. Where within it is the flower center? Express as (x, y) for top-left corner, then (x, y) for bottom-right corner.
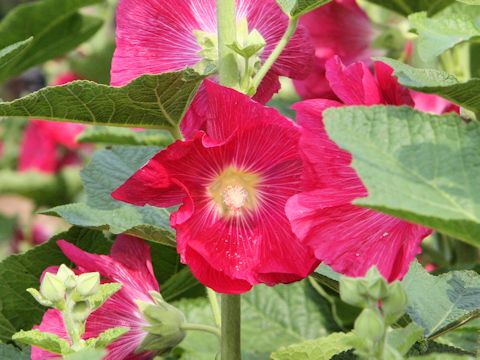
(208, 166), (261, 218)
(222, 185), (248, 211)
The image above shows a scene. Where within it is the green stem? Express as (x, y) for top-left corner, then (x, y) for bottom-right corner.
(63, 299), (83, 351)
(217, 0), (239, 87)
(221, 294), (241, 360)
(252, 17), (299, 90)
(181, 323), (221, 338)
(207, 288), (222, 327)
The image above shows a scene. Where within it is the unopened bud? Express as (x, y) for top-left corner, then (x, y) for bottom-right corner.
(137, 291), (186, 355)
(354, 308), (385, 341)
(368, 277), (389, 301)
(76, 272), (100, 297)
(339, 277), (368, 307)
(72, 301), (90, 322)
(40, 273), (65, 303)
(382, 282), (408, 325)
(56, 265), (77, 290)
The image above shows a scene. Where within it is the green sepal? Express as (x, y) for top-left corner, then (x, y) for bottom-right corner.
(86, 327), (129, 349)
(88, 283), (122, 311)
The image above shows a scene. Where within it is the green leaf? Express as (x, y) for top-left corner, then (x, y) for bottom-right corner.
(437, 319), (480, 354)
(86, 327), (129, 349)
(409, 354), (475, 360)
(402, 262), (480, 338)
(0, 227), (111, 342)
(174, 281), (336, 359)
(377, 57), (480, 115)
(457, 0), (480, 4)
(0, 0), (104, 82)
(323, 105), (480, 247)
(77, 127), (173, 147)
(386, 323), (424, 355)
(63, 348), (106, 360)
(12, 329), (71, 355)
(0, 38), (32, 72)
(408, 11), (480, 62)
(363, 0), (454, 16)
(45, 146), (176, 247)
(0, 70), (204, 131)
(0, 343), (30, 360)
(161, 267), (205, 302)
(276, 0), (332, 18)
(270, 332), (355, 360)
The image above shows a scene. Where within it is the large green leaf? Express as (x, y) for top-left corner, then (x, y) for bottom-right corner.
(0, 38), (32, 72)
(364, 0), (454, 16)
(0, 70), (204, 131)
(174, 281), (336, 359)
(324, 106), (480, 247)
(379, 57), (480, 115)
(77, 127), (173, 147)
(0, 344), (30, 360)
(402, 262), (480, 338)
(276, 0), (331, 18)
(0, 227), (111, 342)
(409, 11), (480, 62)
(45, 146), (176, 247)
(0, 0), (104, 82)
(270, 332), (355, 360)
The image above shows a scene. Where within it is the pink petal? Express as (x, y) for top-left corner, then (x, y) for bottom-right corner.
(287, 189), (431, 281)
(411, 91), (460, 115)
(242, 0), (314, 79)
(325, 56), (382, 105)
(18, 121), (58, 173)
(294, 0), (374, 99)
(252, 70), (281, 104)
(111, 0), (204, 86)
(37, 121), (85, 150)
(31, 309), (68, 360)
(57, 238), (159, 301)
(374, 62), (414, 106)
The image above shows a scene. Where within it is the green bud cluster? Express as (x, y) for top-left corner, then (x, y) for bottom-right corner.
(339, 267), (409, 360)
(193, 17), (266, 94)
(137, 291), (187, 356)
(24, 264), (124, 355)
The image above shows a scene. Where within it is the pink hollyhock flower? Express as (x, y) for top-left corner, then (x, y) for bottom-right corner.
(286, 57), (435, 282)
(112, 81), (319, 294)
(111, 0), (314, 137)
(18, 73), (86, 174)
(32, 235), (166, 360)
(293, 0), (375, 100)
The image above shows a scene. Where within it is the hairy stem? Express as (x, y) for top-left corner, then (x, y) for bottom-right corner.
(221, 294), (241, 360)
(217, 0), (239, 87)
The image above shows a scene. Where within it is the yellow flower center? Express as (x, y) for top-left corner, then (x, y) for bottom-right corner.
(208, 167), (261, 218)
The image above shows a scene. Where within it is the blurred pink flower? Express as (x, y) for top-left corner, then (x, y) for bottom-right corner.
(11, 224), (51, 253)
(32, 235), (160, 360)
(112, 81), (319, 294)
(18, 73), (86, 174)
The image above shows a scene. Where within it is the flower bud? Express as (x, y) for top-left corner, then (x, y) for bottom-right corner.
(40, 273), (66, 303)
(72, 301), (90, 323)
(339, 277), (368, 307)
(354, 308), (385, 341)
(367, 277), (389, 301)
(56, 264), (77, 290)
(76, 272), (100, 297)
(136, 291), (186, 355)
(382, 282), (408, 325)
